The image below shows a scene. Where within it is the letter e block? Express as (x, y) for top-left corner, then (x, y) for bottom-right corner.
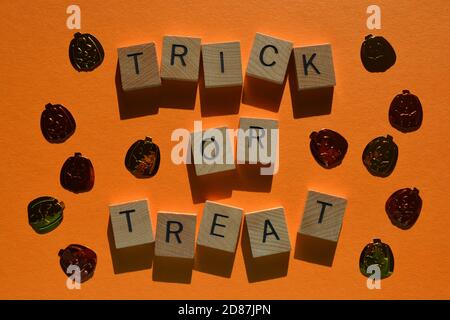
(197, 201), (243, 253)
(117, 43), (161, 91)
(246, 33), (293, 85)
(109, 199), (154, 249)
(155, 212), (197, 259)
(293, 44), (336, 90)
(245, 207), (291, 258)
(161, 36), (201, 82)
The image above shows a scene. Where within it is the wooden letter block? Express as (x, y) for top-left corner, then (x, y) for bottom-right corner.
(202, 42), (243, 88)
(161, 36), (201, 81)
(298, 190), (347, 242)
(245, 207), (291, 258)
(246, 33), (293, 85)
(191, 126), (235, 176)
(155, 212), (197, 259)
(293, 44), (336, 90)
(109, 199), (154, 249)
(237, 117), (278, 164)
(117, 43), (161, 91)
(197, 201), (243, 253)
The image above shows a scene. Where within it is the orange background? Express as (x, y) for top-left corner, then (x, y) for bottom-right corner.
(1, 0), (449, 299)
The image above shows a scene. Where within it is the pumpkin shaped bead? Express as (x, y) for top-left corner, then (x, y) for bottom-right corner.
(385, 188), (422, 230)
(69, 32), (104, 72)
(309, 129), (348, 169)
(359, 239), (394, 279)
(58, 244), (97, 283)
(362, 135), (398, 177)
(28, 196), (64, 234)
(360, 34), (396, 72)
(60, 152), (95, 193)
(389, 90), (423, 133)
(40, 103), (76, 143)
(125, 136), (160, 178)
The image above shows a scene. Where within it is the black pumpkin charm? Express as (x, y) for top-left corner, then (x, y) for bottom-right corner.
(362, 135), (398, 177)
(58, 244), (97, 283)
(359, 239), (394, 279)
(360, 34), (396, 72)
(60, 152), (95, 193)
(309, 129), (348, 169)
(28, 196), (64, 234)
(385, 188), (422, 230)
(69, 32), (104, 72)
(389, 90), (423, 133)
(40, 103), (76, 143)
(125, 137), (160, 178)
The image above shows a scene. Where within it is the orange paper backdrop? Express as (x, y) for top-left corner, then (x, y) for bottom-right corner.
(1, 0), (449, 299)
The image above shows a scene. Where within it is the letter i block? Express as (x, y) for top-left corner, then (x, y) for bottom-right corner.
(237, 117), (278, 164)
(246, 33), (293, 85)
(293, 44), (336, 90)
(155, 212), (197, 259)
(191, 127), (235, 176)
(109, 199), (155, 249)
(298, 191), (347, 243)
(201, 42), (243, 88)
(197, 201), (243, 253)
(245, 207), (291, 258)
(117, 43), (161, 91)
(161, 36), (201, 82)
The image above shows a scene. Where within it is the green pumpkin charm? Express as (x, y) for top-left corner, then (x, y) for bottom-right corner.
(359, 239), (394, 279)
(362, 135), (398, 177)
(28, 196), (64, 234)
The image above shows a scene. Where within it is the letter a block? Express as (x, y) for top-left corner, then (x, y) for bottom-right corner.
(161, 36), (201, 82)
(245, 207), (291, 258)
(117, 43), (161, 91)
(293, 44), (336, 90)
(298, 190), (347, 243)
(237, 117), (278, 164)
(109, 199), (154, 249)
(202, 42), (243, 88)
(246, 33), (293, 85)
(197, 201), (243, 253)
(155, 212), (197, 259)
(191, 127), (235, 176)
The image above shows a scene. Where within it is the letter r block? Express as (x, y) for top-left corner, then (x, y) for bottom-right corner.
(197, 201), (243, 253)
(161, 35), (201, 82)
(109, 199), (154, 249)
(155, 212), (197, 259)
(245, 207), (291, 258)
(117, 43), (161, 91)
(293, 44), (336, 90)
(246, 33), (293, 84)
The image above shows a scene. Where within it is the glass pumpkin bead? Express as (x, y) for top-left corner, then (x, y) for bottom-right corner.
(389, 90), (423, 133)
(58, 244), (97, 283)
(69, 32), (104, 72)
(386, 188), (422, 230)
(362, 135), (398, 177)
(125, 136), (160, 178)
(360, 34), (396, 72)
(310, 129), (348, 169)
(60, 152), (95, 193)
(40, 103), (76, 143)
(359, 239), (394, 279)
(28, 196), (64, 234)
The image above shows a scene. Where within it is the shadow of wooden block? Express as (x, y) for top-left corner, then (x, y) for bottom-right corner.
(159, 79), (198, 110)
(242, 75), (287, 112)
(294, 233), (337, 267)
(152, 256), (194, 284)
(194, 245), (236, 278)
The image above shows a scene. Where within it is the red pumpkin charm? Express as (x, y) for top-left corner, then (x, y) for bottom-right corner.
(309, 129), (348, 169)
(360, 34), (396, 72)
(385, 188), (422, 230)
(389, 90), (423, 133)
(60, 153), (95, 193)
(40, 103), (76, 143)
(58, 244), (97, 283)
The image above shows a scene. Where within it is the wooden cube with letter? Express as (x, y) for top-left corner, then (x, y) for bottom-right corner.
(109, 199), (154, 249)
(117, 42), (161, 91)
(197, 201), (243, 253)
(161, 36), (201, 82)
